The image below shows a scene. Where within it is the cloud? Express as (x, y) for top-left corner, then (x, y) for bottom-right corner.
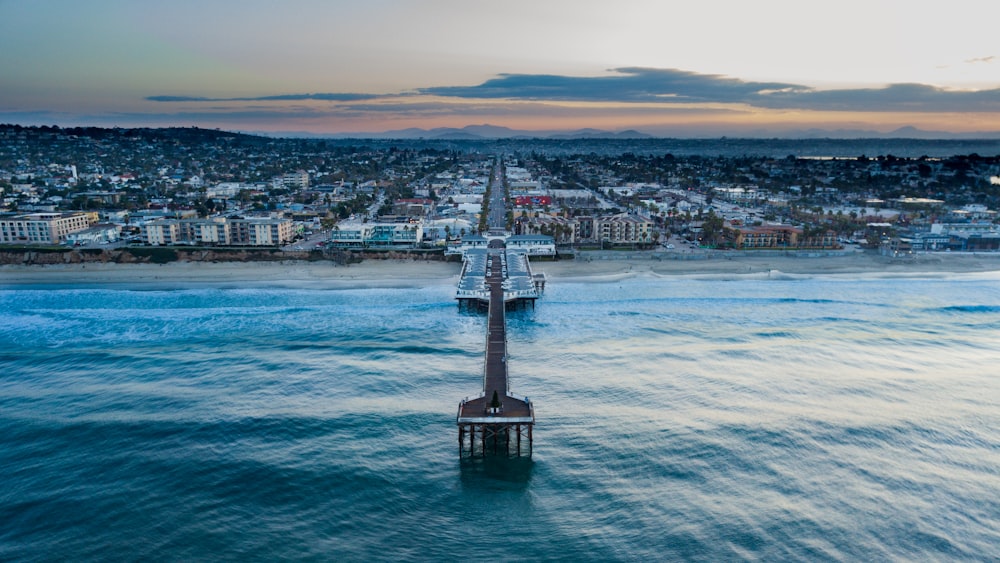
(419, 67), (804, 104)
(754, 83), (1000, 112)
(142, 68), (1000, 115)
(146, 93), (384, 102)
(420, 67), (1000, 112)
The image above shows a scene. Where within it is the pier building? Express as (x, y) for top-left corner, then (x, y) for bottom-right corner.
(455, 245), (546, 309)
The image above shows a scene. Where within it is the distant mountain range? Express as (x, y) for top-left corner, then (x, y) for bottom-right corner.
(316, 124), (655, 140)
(261, 123), (1000, 140)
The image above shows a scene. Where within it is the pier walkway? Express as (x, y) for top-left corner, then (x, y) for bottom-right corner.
(457, 240), (533, 456)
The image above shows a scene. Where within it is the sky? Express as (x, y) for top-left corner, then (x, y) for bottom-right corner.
(2, 0), (999, 136)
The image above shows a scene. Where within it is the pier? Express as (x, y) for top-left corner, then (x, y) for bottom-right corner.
(457, 239), (534, 456)
(456, 160), (537, 456)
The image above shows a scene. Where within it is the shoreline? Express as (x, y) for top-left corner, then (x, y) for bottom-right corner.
(3, 251), (1000, 289)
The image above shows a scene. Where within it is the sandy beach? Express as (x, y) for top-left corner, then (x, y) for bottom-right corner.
(3, 250), (1000, 289)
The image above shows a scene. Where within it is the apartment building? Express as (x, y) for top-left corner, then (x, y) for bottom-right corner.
(179, 218), (230, 245)
(593, 213), (654, 245)
(0, 212), (91, 244)
(733, 225), (803, 249)
(141, 220), (180, 245)
(280, 171), (309, 189)
(140, 217), (292, 246)
(517, 213), (653, 246)
(228, 217), (295, 246)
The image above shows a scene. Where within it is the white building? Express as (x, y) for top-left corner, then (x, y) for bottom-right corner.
(329, 222), (423, 248)
(206, 183), (253, 199)
(64, 224), (121, 245)
(279, 171), (309, 189)
(505, 234), (556, 256)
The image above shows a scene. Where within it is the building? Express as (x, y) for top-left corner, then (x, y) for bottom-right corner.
(140, 216), (292, 246)
(514, 195), (552, 206)
(593, 213), (654, 245)
(505, 234), (556, 256)
(279, 171), (309, 189)
(179, 218), (230, 245)
(732, 225), (802, 249)
(229, 217), (295, 246)
(328, 222), (423, 248)
(713, 185), (761, 203)
(141, 220), (180, 245)
(392, 198), (435, 217)
(950, 231), (1000, 251)
(63, 224), (121, 245)
(0, 212), (91, 244)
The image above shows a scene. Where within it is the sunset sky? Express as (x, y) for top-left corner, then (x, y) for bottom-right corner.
(2, 0), (999, 136)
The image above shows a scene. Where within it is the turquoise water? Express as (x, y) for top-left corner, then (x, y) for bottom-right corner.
(1, 274), (999, 560)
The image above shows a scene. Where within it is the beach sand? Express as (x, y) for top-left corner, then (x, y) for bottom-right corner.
(2, 251), (1000, 289)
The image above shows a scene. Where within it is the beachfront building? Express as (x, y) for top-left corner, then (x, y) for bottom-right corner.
(949, 231), (1000, 251)
(63, 224), (121, 245)
(180, 218), (230, 245)
(0, 212), (92, 244)
(732, 225), (803, 249)
(445, 233), (489, 255)
(593, 213), (654, 246)
(448, 233), (555, 257)
(228, 217), (295, 246)
(328, 222), (423, 249)
(514, 213), (651, 246)
(505, 234), (556, 256)
(139, 217), (292, 246)
(141, 219), (180, 245)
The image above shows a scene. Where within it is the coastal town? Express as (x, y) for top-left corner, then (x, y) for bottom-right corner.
(2, 124), (1000, 261)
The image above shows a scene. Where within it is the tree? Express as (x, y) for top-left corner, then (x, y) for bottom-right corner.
(700, 210), (725, 248)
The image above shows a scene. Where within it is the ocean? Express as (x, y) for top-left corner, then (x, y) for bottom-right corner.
(1, 273), (998, 561)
